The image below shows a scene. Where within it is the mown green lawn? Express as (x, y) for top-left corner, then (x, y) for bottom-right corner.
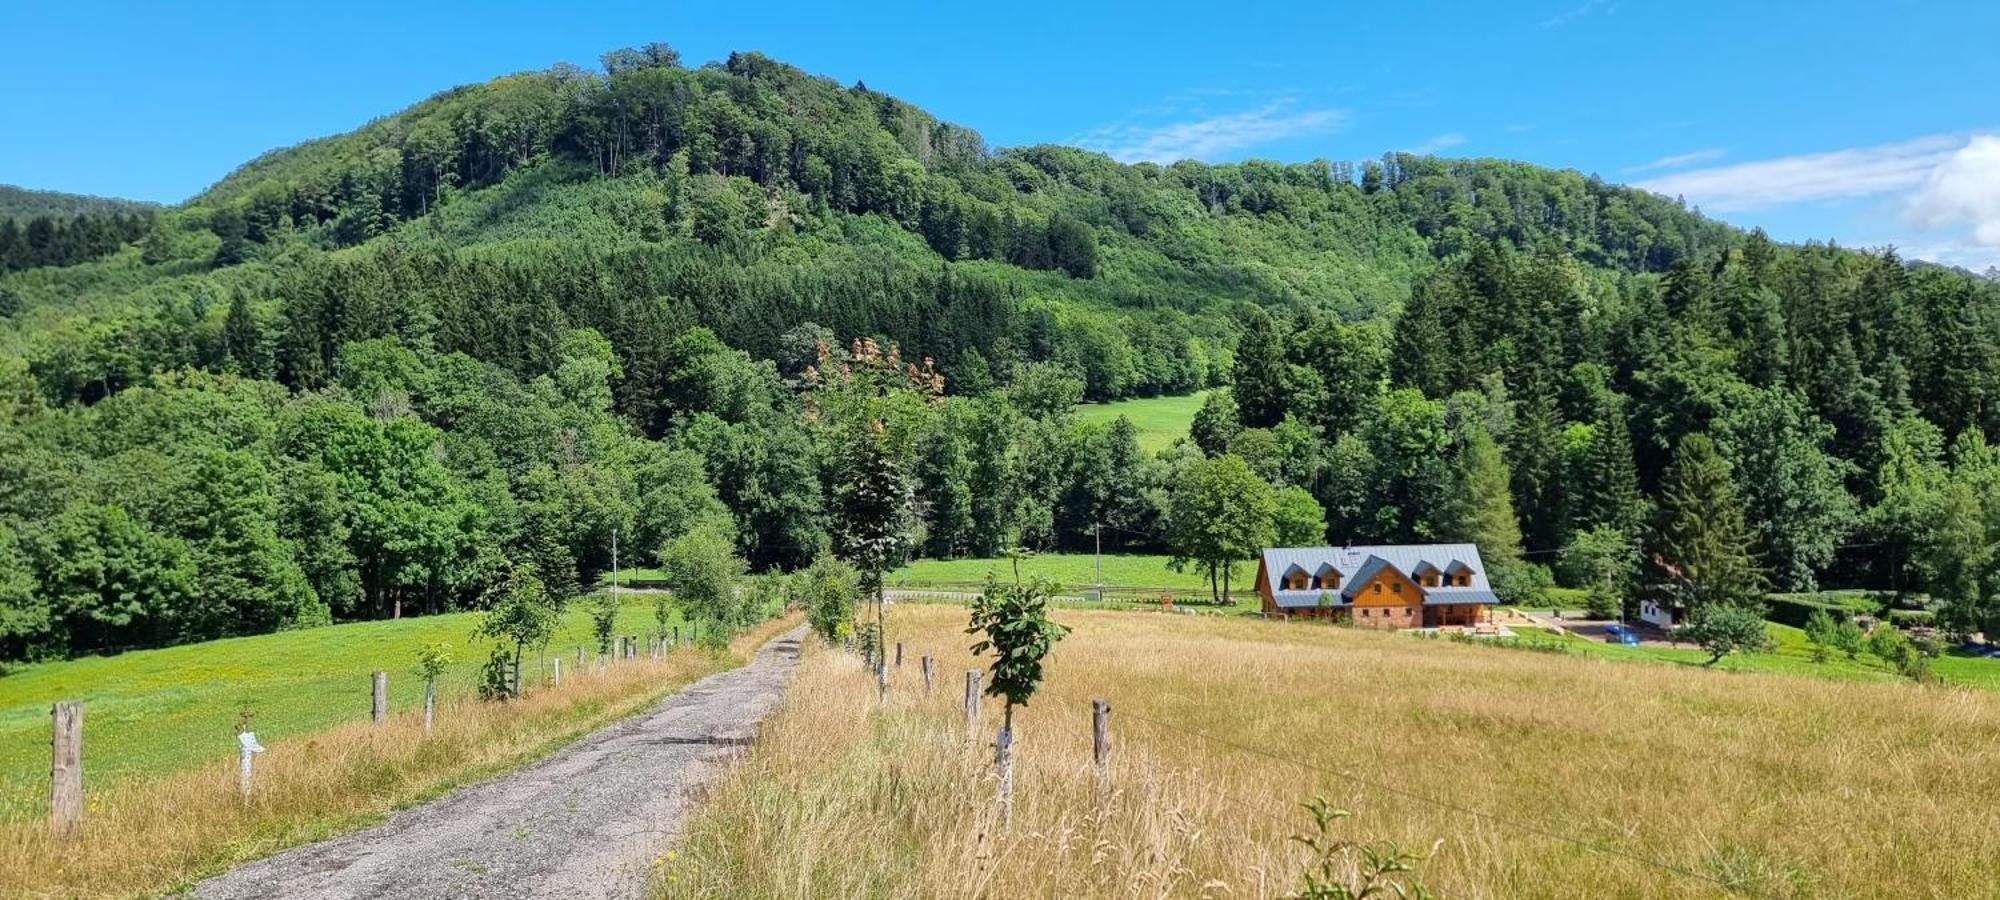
(893, 553), (1202, 592)
(1073, 390), (1209, 454)
(1498, 621), (2000, 689)
(890, 553), (1264, 612)
(0, 596), (690, 820)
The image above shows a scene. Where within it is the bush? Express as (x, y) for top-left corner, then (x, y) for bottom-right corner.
(798, 554), (861, 645)
(1832, 617), (1866, 660)
(1804, 609), (1837, 664)
(1677, 604), (1771, 666)
(1490, 562), (1554, 605)
(1864, 625), (1936, 681)
(590, 592), (619, 654)
(476, 646), (514, 702)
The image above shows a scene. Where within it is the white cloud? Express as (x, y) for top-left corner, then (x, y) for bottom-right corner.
(1904, 135), (2000, 250)
(1631, 131), (2000, 272)
(1074, 102), (1347, 164)
(1633, 134), (1963, 212)
(1403, 132), (1466, 155)
(1625, 148), (1726, 174)
(1541, 0), (1616, 28)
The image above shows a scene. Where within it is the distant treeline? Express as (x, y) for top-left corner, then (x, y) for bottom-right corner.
(0, 211), (151, 274)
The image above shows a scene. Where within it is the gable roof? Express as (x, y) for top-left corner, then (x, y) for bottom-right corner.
(1259, 543), (1498, 608)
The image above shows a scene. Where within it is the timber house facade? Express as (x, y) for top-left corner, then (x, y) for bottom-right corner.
(1253, 543), (1498, 629)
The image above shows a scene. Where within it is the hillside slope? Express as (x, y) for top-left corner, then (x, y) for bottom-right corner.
(0, 184), (158, 221)
(2, 47), (1740, 402)
(5, 44), (2000, 664)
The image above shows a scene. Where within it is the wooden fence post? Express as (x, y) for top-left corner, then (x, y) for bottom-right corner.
(1092, 699), (1111, 792)
(921, 655), (934, 692)
(963, 670), (981, 739)
(895, 642), (903, 667)
(50, 702), (81, 838)
(372, 671), (389, 723)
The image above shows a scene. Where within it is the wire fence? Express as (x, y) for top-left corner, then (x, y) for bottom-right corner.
(918, 669), (1772, 899)
(1055, 685), (1764, 897)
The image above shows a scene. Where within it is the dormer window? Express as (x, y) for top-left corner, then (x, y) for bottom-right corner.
(1282, 565), (1310, 590)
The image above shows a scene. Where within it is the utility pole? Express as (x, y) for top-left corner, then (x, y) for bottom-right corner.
(1094, 521), (1104, 600)
(611, 529), (619, 610)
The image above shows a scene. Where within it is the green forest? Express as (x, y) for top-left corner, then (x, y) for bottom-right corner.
(3, 44), (1998, 662)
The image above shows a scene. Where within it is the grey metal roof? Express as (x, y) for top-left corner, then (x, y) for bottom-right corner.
(1260, 543), (1495, 609)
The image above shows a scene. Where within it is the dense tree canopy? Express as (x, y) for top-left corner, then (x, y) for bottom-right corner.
(5, 44), (2000, 660)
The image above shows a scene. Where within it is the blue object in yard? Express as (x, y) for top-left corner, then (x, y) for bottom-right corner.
(1605, 623), (1640, 646)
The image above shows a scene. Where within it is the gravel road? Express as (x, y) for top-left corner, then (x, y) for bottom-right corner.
(194, 626), (805, 900)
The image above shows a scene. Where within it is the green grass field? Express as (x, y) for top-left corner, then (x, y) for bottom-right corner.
(0, 595), (691, 820)
(888, 552), (1266, 612)
(1073, 390), (1208, 454)
(891, 553), (1209, 592)
(1495, 621), (2000, 689)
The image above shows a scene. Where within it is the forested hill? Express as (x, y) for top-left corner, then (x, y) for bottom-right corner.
(2, 47), (1745, 399)
(4, 44), (1999, 662)
(0, 184), (158, 221)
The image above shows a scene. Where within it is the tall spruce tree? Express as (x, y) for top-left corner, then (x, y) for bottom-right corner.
(1575, 397), (1646, 537)
(1445, 425), (1524, 573)
(1646, 433), (1766, 612)
(1231, 307), (1289, 429)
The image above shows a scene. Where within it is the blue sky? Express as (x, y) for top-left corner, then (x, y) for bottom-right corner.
(4, 0), (1996, 270)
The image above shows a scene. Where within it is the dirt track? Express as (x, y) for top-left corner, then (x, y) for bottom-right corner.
(193, 626), (805, 900)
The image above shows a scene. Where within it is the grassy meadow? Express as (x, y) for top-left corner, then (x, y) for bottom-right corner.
(1072, 390), (1208, 454)
(0, 594), (693, 820)
(890, 553), (1207, 593)
(1503, 620), (2000, 690)
(0, 614), (797, 899)
(660, 605), (2000, 898)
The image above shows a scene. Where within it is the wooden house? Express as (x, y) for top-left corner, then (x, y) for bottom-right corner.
(1253, 543), (1498, 629)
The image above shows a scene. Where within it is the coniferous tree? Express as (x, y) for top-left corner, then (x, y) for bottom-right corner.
(1646, 433), (1766, 613)
(1575, 397), (1646, 537)
(1508, 386), (1565, 552)
(1443, 425), (1525, 589)
(1231, 307), (1289, 429)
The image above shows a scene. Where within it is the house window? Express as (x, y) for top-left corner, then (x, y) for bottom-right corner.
(1372, 583), (1382, 594)
(1391, 582), (1401, 594)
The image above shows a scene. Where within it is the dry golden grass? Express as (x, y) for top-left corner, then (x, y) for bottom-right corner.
(0, 615), (798, 900)
(662, 607), (2000, 899)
